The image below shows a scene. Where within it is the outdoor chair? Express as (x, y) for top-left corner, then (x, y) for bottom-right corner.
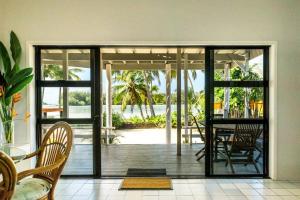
(15, 121), (73, 200)
(192, 115), (206, 161)
(224, 124), (263, 174)
(255, 136), (263, 162)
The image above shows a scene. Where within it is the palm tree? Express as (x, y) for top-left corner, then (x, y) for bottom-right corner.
(42, 64), (81, 108)
(113, 70), (147, 120)
(188, 70), (197, 93)
(142, 70), (161, 117)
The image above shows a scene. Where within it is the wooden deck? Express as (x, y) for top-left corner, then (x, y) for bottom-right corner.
(63, 144), (204, 176)
(63, 144), (263, 176)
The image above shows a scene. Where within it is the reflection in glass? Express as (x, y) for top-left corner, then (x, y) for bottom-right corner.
(212, 123), (263, 175)
(41, 124), (93, 175)
(42, 87), (91, 119)
(41, 49), (90, 81)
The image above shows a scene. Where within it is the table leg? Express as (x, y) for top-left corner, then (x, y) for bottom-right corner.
(190, 128), (193, 145)
(105, 129), (108, 144)
(214, 135), (218, 161)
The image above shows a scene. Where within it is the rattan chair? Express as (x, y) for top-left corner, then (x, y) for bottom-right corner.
(0, 151), (17, 200)
(225, 124), (262, 174)
(16, 121), (73, 200)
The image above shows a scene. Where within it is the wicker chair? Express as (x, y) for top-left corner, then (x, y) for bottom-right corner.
(225, 124), (262, 174)
(15, 121), (73, 200)
(0, 151), (17, 200)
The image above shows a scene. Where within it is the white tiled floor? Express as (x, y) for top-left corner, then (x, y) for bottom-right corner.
(55, 179), (300, 200)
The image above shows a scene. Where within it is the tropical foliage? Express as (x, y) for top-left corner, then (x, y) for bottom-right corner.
(113, 70), (148, 120)
(0, 31), (34, 142)
(102, 111), (180, 129)
(43, 64), (81, 80)
(69, 91), (91, 106)
(42, 64), (83, 108)
(103, 112), (125, 129)
(214, 66), (263, 117)
(109, 63), (262, 128)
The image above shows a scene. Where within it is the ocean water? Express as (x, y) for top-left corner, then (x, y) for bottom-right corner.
(43, 105), (199, 119)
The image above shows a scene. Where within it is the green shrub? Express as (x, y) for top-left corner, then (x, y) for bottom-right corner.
(103, 112), (125, 129)
(147, 115), (166, 128)
(127, 116), (144, 124)
(69, 91), (91, 106)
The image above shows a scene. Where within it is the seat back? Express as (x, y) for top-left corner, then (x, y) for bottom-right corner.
(192, 115), (206, 143)
(0, 151), (17, 200)
(231, 124), (262, 152)
(35, 122), (73, 183)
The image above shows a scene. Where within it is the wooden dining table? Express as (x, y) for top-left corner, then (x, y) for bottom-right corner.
(194, 122), (236, 161)
(213, 124), (236, 161)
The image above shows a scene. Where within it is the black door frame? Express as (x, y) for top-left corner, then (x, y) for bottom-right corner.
(35, 45), (269, 178)
(204, 46), (269, 177)
(35, 45), (101, 178)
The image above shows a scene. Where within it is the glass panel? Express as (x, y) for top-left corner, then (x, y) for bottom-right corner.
(211, 123), (264, 175)
(214, 49), (263, 81)
(214, 87), (264, 119)
(42, 87), (91, 118)
(41, 124), (93, 175)
(41, 49), (91, 80)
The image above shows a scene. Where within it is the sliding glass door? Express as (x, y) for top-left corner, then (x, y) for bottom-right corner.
(35, 45), (269, 178)
(205, 46), (269, 177)
(35, 46), (101, 176)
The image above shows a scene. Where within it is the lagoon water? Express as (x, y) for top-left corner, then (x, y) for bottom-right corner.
(44, 105), (199, 119)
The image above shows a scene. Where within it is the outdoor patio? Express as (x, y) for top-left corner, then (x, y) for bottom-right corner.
(63, 143), (205, 176)
(63, 143), (263, 176)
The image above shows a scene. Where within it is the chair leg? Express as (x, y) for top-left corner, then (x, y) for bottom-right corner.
(195, 147), (205, 156)
(228, 159), (235, 174)
(47, 189), (55, 200)
(225, 150), (234, 174)
(253, 160), (260, 174)
(197, 152), (205, 161)
(255, 148), (262, 162)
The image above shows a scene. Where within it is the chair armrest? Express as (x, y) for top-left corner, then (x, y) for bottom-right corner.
(17, 156), (66, 181)
(23, 150), (41, 160)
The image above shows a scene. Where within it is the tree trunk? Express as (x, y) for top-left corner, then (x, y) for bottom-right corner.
(144, 102), (149, 118)
(143, 71), (156, 117)
(187, 73), (195, 93)
(138, 104), (145, 121)
(244, 50), (250, 118)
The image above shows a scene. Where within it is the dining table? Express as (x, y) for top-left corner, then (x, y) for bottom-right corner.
(194, 122), (236, 161)
(213, 124), (236, 161)
(0, 144), (27, 163)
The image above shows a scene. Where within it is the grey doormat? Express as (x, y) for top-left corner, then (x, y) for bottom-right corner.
(126, 168), (167, 177)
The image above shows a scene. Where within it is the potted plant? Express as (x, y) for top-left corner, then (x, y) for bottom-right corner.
(0, 31), (33, 144)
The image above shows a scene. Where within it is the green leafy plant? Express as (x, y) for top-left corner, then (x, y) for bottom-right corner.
(0, 31), (34, 143)
(103, 112), (125, 129)
(69, 91), (91, 106)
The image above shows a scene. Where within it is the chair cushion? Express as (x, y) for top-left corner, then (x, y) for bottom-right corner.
(12, 178), (51, 200)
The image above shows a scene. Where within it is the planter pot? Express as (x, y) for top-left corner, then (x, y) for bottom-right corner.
(0, 120), (14, 145)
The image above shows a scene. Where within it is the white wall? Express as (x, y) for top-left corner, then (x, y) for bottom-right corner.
(1, 0), (300, 180)
(0, 0), (5, 41)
